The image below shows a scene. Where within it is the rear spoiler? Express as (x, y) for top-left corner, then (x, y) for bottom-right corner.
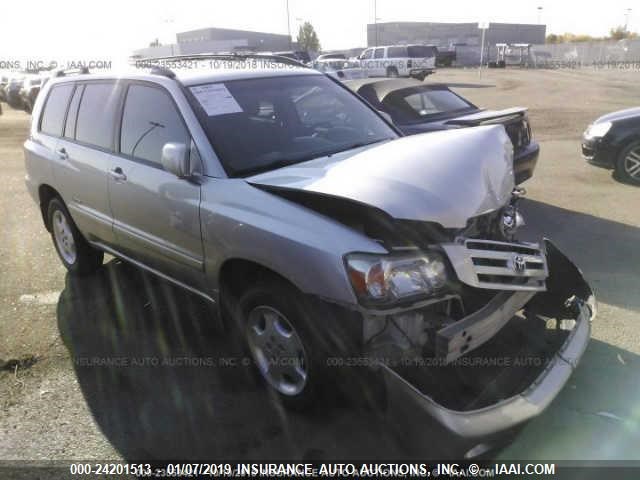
(445, 107), (527, 127)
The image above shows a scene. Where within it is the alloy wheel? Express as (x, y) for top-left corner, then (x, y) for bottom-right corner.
(246, 305), (308, 396)
(52, 210), (77, 264)
(624, 147), (640, 180)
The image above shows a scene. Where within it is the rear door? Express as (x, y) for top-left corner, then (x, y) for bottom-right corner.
(108, 82), (204, 289)
(51, 81), (120, 244)
(407, 45), (437, 70)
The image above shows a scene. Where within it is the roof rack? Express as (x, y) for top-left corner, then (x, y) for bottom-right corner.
(137, 53), (309, 74)
(54, 67), (90, 77)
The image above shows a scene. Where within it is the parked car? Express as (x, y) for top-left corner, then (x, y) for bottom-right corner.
(5, 75), (25, 108)
(346, 78), (539, 184)
(315, 53), (347, 62)
(582, 108), (640, 185)
(357, 44), (436, 80)
(312, 59), (366, 80)
(273, 50), (311, 64)
(24, 55), (594, 456)
(19, 75), (45, 113)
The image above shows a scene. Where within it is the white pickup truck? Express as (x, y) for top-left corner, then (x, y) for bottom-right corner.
(358, 44), (436, 80)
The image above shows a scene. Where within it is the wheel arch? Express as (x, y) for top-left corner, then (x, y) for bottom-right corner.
(38, 184), (62, 232)
(218, 258), (299, 304)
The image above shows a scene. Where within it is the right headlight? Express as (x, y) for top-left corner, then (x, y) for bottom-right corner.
(345, 252), (448, 306)
(584, 121), (612, 139)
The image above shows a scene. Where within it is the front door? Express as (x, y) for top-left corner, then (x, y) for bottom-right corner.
(108, 83), (204, 289)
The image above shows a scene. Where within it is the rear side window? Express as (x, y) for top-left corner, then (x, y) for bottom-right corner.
(76, 83), (119, 150)
(120, 84), (188, 165)
(407, 45), (437, 58)
(40, 84), (74, 136)
(387, 46), (407, 58)
(64, 85), (84, 139)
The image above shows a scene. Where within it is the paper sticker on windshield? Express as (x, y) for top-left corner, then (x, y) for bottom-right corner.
(189, 84), (243, 116)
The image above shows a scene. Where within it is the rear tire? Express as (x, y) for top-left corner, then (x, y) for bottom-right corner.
(615, 141), (640, 185)
(386, 67), (399, 78)
(47, 197), (103, 275)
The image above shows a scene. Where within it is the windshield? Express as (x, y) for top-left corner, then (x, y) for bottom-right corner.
(384, 87), (475, 123)
(188, 75), (397, 177)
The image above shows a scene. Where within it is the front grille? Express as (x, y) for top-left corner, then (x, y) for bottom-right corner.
(442, 239), (548, 291)
(504, 119), (531, 151)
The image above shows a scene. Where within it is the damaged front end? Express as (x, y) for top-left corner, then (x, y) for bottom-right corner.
(248, 126), (594, 444)
(354, 214), (595, 445)
(328, 190), (595, 444)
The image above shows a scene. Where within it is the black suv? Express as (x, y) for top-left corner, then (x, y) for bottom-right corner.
(582, 108), (640, 185)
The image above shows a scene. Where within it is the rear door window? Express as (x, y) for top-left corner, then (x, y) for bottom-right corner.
(407, 45), (437, 58)
(64, 85), (84, 139)
(120, 84), (189, 165)
(387, 46), (407, 58)
(40, 84), (74, 136)
(75, 82), (120, 150)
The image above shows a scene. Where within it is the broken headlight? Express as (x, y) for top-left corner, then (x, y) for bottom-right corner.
(345, 252), (448, 306)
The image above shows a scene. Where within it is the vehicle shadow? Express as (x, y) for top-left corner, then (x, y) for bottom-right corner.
(520, 199), (640, 312)
(56, 257), (640, 461)
(56, 260), (407, 461)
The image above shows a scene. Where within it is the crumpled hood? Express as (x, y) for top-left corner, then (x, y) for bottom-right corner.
(247, 125), (515, 229)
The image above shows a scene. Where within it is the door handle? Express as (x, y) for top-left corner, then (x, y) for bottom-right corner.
(56, 148), (68, 160)
(109, 167), (127, 182)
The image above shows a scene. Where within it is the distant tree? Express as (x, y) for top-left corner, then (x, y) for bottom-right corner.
(609, 25), (638, 40)
(296, 22), (321, 52)
(545, 33), (559, 43)
(149, 38), (162, 47)
(546, 32), (601, 44)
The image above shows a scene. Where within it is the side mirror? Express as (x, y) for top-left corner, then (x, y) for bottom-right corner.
(377, 110), (393, 124)
(161, 143), (189, 178)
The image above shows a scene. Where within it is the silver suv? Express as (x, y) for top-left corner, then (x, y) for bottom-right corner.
(24, 55), (594, 454)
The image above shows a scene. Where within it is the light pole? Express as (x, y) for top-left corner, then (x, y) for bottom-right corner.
(478, 22), (489, 77)
(625, 8), (632, 32)
(537, 6), (543, 25)
(374, 0), (378, 47)
(286, 0), (292, 49)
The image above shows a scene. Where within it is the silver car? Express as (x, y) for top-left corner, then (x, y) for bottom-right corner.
(24, 55), (594, 456)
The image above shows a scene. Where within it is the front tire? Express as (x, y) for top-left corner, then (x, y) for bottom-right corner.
(235, 279), (324, 410)
(47, 197), (104, 274)
(615, 141), (640, 185)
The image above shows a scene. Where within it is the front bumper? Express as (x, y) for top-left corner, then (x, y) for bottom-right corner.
(378, 240), (595, 446)
(581, 135), (617, 168)
(513, 141), (539, 184)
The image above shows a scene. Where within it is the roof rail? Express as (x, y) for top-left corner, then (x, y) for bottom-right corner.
(137, 53), (309, 73)
(54, 67), (90, 77)
(149, 65), (176, 79)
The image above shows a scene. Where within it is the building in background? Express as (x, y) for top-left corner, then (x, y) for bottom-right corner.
(367, 22), (546, 48)
(132, 27), (293, 59)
